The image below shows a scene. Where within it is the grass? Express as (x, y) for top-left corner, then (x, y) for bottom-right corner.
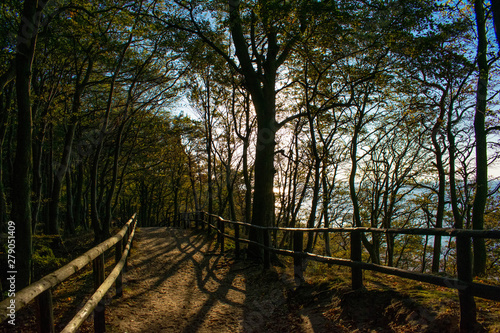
(281, 257), (500, 332)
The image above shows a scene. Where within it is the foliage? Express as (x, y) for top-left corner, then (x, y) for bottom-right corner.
(31, 236), (67, 280)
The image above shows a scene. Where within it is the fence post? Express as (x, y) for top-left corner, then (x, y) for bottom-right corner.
(351, 229), (363, 290)
(37, 289), (54, 333)
(456, 233), (477, 332)
(217, 218), (221, 243)
(235, 223), (240, 260)
(115, 240), (123, 298)
(123, 229), (129, 272)
(207, 214), (211, 235)
(263, 228), (271, 269)
(293, 230), (304, 286)
(93, 253), (105, 333)
(129, 218), (136, 255)
(220, 218), (225, 253)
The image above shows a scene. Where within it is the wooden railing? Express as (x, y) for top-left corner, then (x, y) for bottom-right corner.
(169, 211), (500, 332)
(0, 213), (137, 333)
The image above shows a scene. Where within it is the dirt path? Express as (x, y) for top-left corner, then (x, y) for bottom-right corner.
(104, 227), (327, 333)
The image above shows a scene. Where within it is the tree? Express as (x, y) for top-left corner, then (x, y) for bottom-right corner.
(472, 0), (489, 277)
(46, 55), (93, 235)
(226, 0), (308, 257)
(11, 0), (48, 289)
(157, 0), (340, 259)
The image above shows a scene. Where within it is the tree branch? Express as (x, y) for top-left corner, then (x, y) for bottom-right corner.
(0, 62), (16, 91)
(486, 125), (500, 134)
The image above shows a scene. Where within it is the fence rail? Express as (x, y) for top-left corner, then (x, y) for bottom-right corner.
(165, 211), (500, 332)
(0, 213), (137, 333)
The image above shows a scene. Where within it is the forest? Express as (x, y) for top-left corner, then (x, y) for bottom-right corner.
(1, 0), (500, 296)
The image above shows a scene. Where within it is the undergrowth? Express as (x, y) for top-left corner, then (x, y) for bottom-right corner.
(273, 256), (500, 332)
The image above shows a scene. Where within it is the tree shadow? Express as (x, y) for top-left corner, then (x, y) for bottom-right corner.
(105, 227), (251, 332)
(104, 229), (490, 332)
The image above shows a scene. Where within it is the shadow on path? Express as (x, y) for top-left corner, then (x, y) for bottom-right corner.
(105, 227), (255, 332)
(106, 227), (338, 332)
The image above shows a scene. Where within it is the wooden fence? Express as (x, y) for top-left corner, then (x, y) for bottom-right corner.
(0, 213), (137, 333)
(168, 211), (500, 333)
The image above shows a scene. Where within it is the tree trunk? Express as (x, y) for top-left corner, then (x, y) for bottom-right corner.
(229, 0), (279, 260)
(472, 0), (488, 276)
(248, 99), (276, 258)
(242, 108), (252, 224)
(104, 117), (126, 237)
(91, 32), (132, 242)
(32, 74), (58, 232)
(0, 83), (13, 225)
(305, 105), (321, 253)
(430, 98), (447, 273)
(43, 125), (54, 233)
(205, 75), (214, 217)
(11, 0), (46, 289)
(349, 117), (363, 229)
(447, 96), (463, 229)
(47, 123), (76, 234)
(232, 91), (252, 223)
(65, 169), (75, 234)
(321, 163), (335, 257)
(31, 115), (47, 232)
(47, 58), (92, 235)
(73, 162), (84, 230)
(491, 0), (500, 49)
(112, 150), (133, 213)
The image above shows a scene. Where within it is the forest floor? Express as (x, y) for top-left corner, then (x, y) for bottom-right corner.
(2, 227), (499, 332)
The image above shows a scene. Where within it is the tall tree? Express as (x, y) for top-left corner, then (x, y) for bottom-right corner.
(156, 0), (341, 258)
(11, 0), (48, 288)
(226, 0), (308, 257)
(46, 57), (93, 235)
(472, 0), (488, 276)
(90, 6), (139, 241)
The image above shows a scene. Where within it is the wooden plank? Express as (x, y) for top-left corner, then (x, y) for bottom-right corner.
(207, 214), (500, 239)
